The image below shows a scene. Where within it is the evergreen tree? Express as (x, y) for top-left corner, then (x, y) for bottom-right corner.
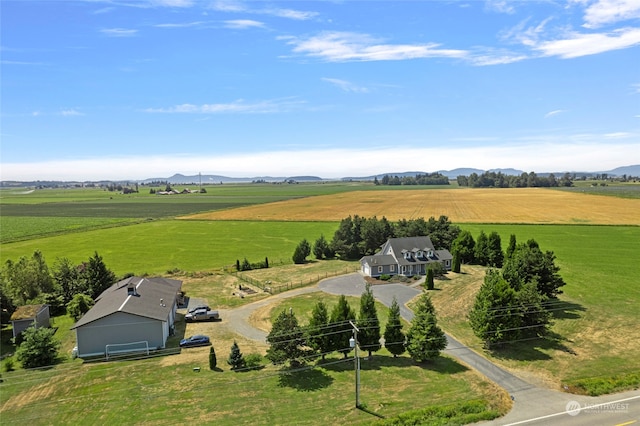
(357, 284), (381, 357)
(84, 251), (116, 300)
(16, 326), (60, 368)
(474, 230), (489, 266)
(52, 257), (87, 305)
(227, 341), (245, 370)
(313, 235), (329, 260)
(328, 295), (356, 358)
(209, 346), (217, 370)
(502, 239), (566, 298)
(452, 250), (461, 273)
(67, 294), (94, 321)
(383, 297), (405, 357)
(266, 309), (305, 366)
(405, 294), (447, 362)
(264, 257), (269, 268)
(292, 239), (311, 264)
(516, 281), (551, 338)
(236, 259), (240, 271)
(468, 270), (522, 349)
(306, 301), (331, 360)
(451, 231), (475, 264)
(487, 231), (504, 268)
(426, 268), (435, 290)
(506, 234), (517, 259)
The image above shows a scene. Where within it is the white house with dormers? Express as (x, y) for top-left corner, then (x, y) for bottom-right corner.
(360, 236), (452, 278)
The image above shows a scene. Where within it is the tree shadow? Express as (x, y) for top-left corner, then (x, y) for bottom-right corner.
(412, 355), (469, 375)
(277, 367), (334, 391)
(319, 353), (468, 375)
(489, 331), (578, 362)
(550, 300), (586, 320)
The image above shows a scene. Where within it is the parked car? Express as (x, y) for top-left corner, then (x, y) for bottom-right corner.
(185, 308), (220, 322)
(180, 335), (211, 348)
(187, 305), (211, 314)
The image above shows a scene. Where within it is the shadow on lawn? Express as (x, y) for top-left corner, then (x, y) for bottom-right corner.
(319, 353), (468, 375)
(278, 367), (334, 391)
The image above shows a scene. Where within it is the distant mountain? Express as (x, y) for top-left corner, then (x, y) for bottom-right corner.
(139, 173), (323, 184)
(601, 165), (640, 177)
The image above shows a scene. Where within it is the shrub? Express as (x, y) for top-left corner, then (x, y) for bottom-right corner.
(244, 353), (263, 370)
(380, 274), (391, 281)
(3, 357), (15, 372)
(16, 327), (60, 369)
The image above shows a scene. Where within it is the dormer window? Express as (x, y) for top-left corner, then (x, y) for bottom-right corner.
(127, 284), (138, 296)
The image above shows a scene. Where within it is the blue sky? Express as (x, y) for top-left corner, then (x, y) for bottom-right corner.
(2, 0), (639, 180)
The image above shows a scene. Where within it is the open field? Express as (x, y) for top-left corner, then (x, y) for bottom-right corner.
(183, 187), (640, 225)
(0, 220), (339, 276)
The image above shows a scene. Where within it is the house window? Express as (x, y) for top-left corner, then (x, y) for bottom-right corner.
(378, 266), (383, 273)
(390, 265), (395, 272)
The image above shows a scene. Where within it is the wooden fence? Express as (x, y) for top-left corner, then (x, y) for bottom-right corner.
(232, 266), (360, 294)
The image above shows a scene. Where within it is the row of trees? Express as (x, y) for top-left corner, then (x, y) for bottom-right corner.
(291, 215), (460, 264)
(451, 230), (506, 269)
(265, 284), (447, 366)
(456, 171), (573, 188)
(374, 173), (450, 186)
(469, 238), (566, 349)
(1, 250), (117, 323)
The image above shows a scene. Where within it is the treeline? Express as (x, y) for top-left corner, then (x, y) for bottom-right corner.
(375, 173), (450, 186)
(1, 251), (117, 324)
(456, 171), (573, 188)
(294, 215), (460, 264)
(264, 284), (447, 367)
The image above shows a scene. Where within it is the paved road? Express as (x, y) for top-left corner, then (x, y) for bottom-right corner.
(223, 273), (639, 425)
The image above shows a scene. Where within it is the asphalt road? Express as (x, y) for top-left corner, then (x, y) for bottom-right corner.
(224, 272), (639, 425)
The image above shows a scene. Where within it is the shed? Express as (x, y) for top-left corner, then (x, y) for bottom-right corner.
(10, 304), (51, 339)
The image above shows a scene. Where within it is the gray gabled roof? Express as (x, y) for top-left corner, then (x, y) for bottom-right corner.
(360, 254), (397, 267)
(378, 236), (436, 257)
(71, 277), (182, 329)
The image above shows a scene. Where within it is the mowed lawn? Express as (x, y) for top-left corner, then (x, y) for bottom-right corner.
(183, 187), (640, 225)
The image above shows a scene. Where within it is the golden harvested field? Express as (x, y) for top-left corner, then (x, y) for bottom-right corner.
(183, 188), (640, 225)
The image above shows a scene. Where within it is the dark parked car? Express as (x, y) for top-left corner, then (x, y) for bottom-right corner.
(179, 335), (211, 348)
(188, 305), (211, 314)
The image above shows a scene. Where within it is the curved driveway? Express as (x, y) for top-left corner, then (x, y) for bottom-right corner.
(225, 273), (640, 425)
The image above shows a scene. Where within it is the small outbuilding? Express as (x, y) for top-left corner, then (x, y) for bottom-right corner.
(10, 304), (51, 339)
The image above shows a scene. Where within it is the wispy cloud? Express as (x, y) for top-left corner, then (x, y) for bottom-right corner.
(210, 1), (317, 20)
(583, 0), (640, 28)
(281, 31), (467, 62)
(100, 28), (138, 37)
(4, 139), (637, 181)
(144, 98), (304, 114)
(60, 109), (85, 117)
(321, 78), (369, 93)
(150, 0), (194, 7)
(223, 19), (265, 30)
(545, 109), (567, 118)
(485, 0), (516, 14)
(154, 21), (206, 28)
(1, 60), (47, 66)
(534, 27), (640, 58)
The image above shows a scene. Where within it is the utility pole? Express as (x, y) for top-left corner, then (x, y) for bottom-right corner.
(349, 320), (360, 408)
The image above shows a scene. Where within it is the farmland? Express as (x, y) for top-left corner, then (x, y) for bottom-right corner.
(184, 187), (640, 225)
(1, 182), (639, 423)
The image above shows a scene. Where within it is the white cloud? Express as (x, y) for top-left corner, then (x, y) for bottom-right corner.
(60, 109), (84, 117)
(321, 78), (369, 93)
(150, 0), (194, 7)
(210, 1), (317, 20)
(144, 98), (304, 114)
(282, 31), (468, 62)
(3, 137), (637, 181)
(100, 28), (138, 37)
(545, 109), (567, 118)
(265, 8), (318, 21)
(485, 0), (516, 14)
(583, 0), (640, 28)
(534, 27), (640, 58)
(154, 21), (206, 28)
(223, 19), (265, 30)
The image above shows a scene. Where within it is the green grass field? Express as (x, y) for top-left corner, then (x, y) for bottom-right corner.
(1, 183), (638, 423)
